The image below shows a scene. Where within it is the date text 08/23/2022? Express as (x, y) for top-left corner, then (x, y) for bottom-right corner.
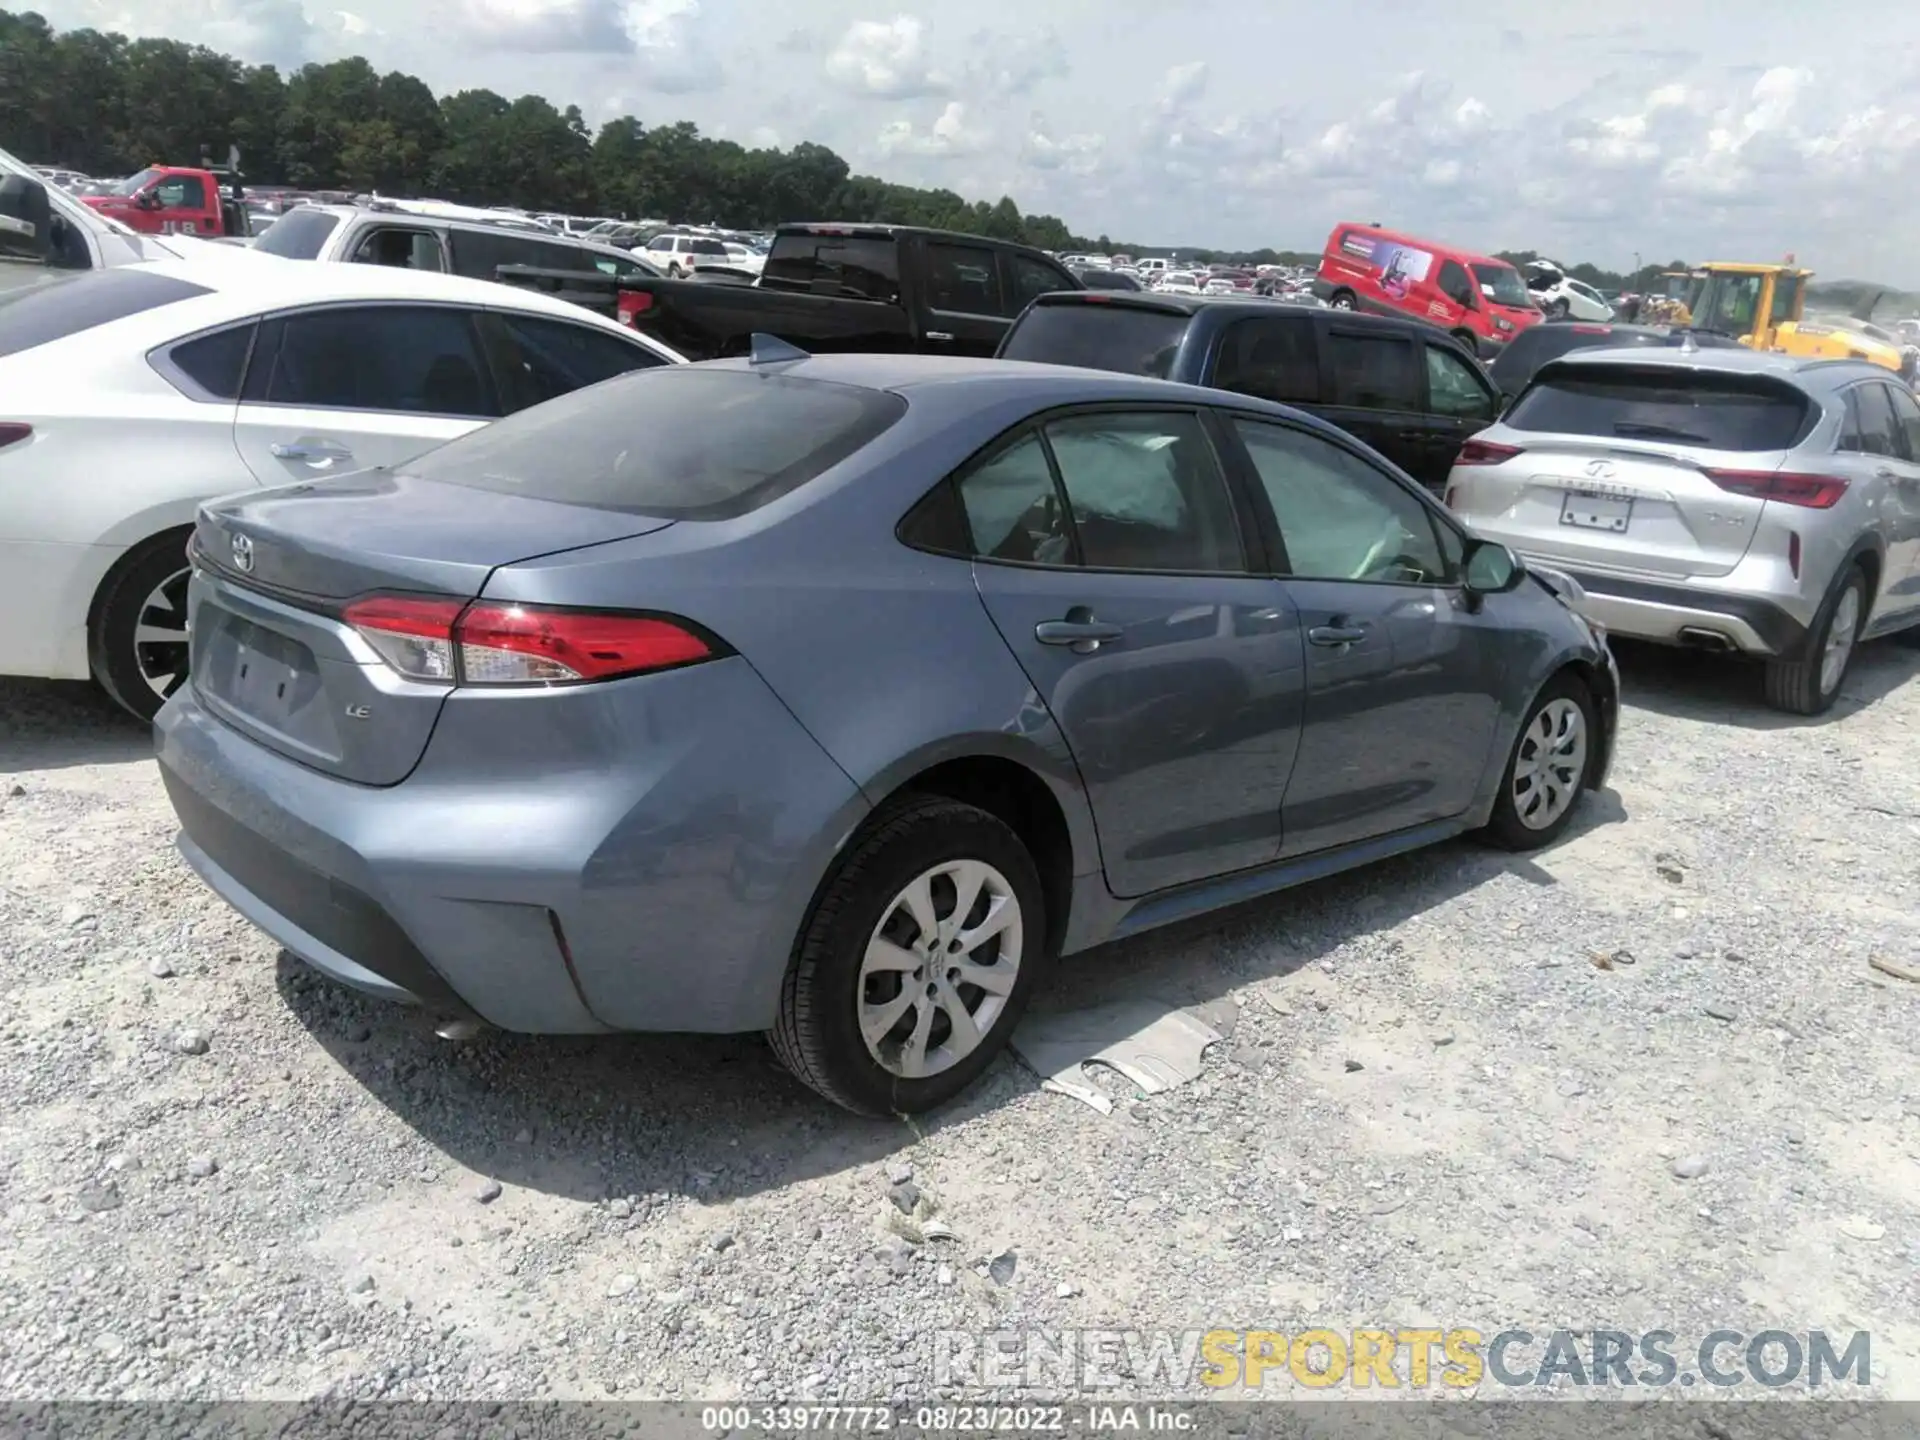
(701, 1406), (1190, 1433)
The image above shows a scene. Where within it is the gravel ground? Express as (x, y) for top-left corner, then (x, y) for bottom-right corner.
(2, 639), (1918, 1410)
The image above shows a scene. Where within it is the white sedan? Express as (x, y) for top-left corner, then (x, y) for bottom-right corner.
(0, 255), (683, 720)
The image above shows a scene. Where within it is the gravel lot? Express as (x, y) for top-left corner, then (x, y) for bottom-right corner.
(3, 639), (1919, 1408)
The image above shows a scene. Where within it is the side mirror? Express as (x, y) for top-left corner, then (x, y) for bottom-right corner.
(0, 175), (52, 263)
(135, 189), (162, 210)
(1463, 539), (1526, 595)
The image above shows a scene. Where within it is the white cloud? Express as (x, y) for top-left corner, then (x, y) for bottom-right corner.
(876, 101), (986, 158)
(824, 16), (952, 100)
(1021, 114), (1103, 175)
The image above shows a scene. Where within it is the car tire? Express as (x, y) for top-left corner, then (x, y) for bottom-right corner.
(1478, 672), (1596, 851)
(1763, 563), (1867, 716)
(89, 528), (194, 724)
(1450, 328), (1479, 353)
(1547, 298), (1570, 320)
(1328, 289), (1356, 310)
(769, 794), (1047, 1116)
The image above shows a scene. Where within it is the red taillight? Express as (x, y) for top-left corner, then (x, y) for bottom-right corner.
(0, 422), (32, 449)
(455, 604), (711, 684)
(1704, 469), (1849, 510)
(616, 290), (654, 326)
(344, 595), (716, 686)
(1455, 438), (1525, 466)
(1571, 324), (1612, 334)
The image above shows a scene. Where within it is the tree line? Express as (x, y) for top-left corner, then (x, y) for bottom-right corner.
(0, 7), (1777, 291)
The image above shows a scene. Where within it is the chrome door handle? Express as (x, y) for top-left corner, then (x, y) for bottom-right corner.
(925, 331), (955, 342)
(1035, 617), (1123, 654)
(1308, 624), (1368, 647)
(270, 441), (354, 465)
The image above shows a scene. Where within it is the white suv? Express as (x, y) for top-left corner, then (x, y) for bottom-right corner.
(640, 233), (732, 277)
(1446, 347), (1920, 715)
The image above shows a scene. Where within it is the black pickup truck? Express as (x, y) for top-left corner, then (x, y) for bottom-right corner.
(998, 291), (1503, 493)
(498, 222), (1084, 361)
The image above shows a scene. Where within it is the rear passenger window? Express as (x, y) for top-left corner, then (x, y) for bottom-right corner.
(492, 313), (668, 412)
(249, 305), (499, 418)
(1851, 384), (1903, 458)
(957, 432), (1074, 565)
(1883, 383), (1920, 459)
(1214, 317), (1318, 404)
(352, 227), (447, 272)
(163, 324), (254, 401)
(1326, 332), (1420, 411)
(926, 242), (1004, 315)
(1424, 344), (1497, 420)
(1045, 412), (1243, 573)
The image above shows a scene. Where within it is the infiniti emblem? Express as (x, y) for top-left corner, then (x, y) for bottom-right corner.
(230, 532), (254, 573)
(1583, 460), (1616, 479)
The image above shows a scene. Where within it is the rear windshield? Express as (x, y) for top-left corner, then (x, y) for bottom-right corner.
(399, 366), (908, 520)
(253, 207), (340, 260)
(0, 268), (210, 358)
(998, 302), (1192, 379)
(1503, 367), (1813, 451)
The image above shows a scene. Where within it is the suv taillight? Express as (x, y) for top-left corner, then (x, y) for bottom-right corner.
(1704, 469), (1849, 510)
(1454, 438), (1525, 466)
(343, 596), (719, 686)
(616, 290), (654, 327)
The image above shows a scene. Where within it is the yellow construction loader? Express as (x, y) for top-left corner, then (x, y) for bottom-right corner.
(1688, 261), (1915, 379)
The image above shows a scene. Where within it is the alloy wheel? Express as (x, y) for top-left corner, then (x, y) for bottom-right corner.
(134, 567), (192, 704)
(1820, 584), (1860, 698)
(1511, 698), (1587, 831)
(857, 858), (1022, 1079)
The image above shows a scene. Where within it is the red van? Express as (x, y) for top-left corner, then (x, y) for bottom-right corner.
(1312, 222), (1541, 356)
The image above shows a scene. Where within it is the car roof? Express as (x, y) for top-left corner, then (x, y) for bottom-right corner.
(1536, 345), (1889, 391)
(696, 352), (1370, 438)
(1026, 291), (1470, 344)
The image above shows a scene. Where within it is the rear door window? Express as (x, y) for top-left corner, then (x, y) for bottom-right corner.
(1505, 367), (1812, 451)
(352, 227), (447, 272)
(1423, 343), (1498, 420)
(1882, 383), (1920, 460)
(252, 207), (340, 259)
(489, 312), (669, 412)
(1326, 330), (1421, 411)
(399, 367), (907, 519)
(246, 305), (499, 418)
(1852, 383), (1903, 457)
(446, 228), (572, 280)
(762, 234), (901, 303)
(925, 242), (1004, 315)
(1213, 315), (1318, 404)
(998, 302), (1190, 379)
(1043, 411), (1245, 573)
(0, 268), (211, 358)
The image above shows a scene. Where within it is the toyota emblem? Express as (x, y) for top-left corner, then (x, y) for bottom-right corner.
(1583, 460), (1615, 479)
(230, 532), (254, 573)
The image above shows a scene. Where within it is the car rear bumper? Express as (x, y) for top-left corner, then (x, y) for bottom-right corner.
(1543, 567), (1809, 657)
(155, 657), (867, 1034)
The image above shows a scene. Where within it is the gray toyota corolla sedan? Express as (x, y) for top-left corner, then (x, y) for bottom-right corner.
(156, 350), (1618, 1115)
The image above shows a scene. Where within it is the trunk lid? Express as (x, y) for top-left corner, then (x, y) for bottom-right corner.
(188, 471), (673, 785)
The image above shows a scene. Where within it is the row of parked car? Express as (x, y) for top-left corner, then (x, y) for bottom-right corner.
(5, 146), (1917, 1117)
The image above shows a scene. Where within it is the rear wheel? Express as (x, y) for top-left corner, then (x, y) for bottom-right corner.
(1479, 673), (1595, 850)
(1450, 328), (1479, 353)
(770, 795), (1045, 1116)
(1328, 289), (1356, 310)
(89, 529), (194, 724)
(1764, 563), (1866, 716)
(1546, 297), (1570, 319)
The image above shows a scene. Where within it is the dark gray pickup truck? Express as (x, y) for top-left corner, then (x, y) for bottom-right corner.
(499, 222), (1084, 361)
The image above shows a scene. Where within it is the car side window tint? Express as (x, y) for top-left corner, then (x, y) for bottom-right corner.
(257, 306), (499, 418)
(1437, 259), (1474, 308)
(1044, 412), (1244, 573)
(1327, 331), (1420, 411)
(926, 242), (1004, 315)
(1853, 383), (1901, 458)
(956, 432), (1075, 566)
(1214, 317), (1318, 404)
(1233, 418), (1449, 585)
(165, 324), (254, 401)
(353, 227), (447, 272)
(156, 175), (206, 209)
(1007, 254), (1074, 312)
(493, 313), (667, 412)
(1424, 344), (1496, 420)
(1838, 389), (1865, 452)
(1883, 382), (1920, 461)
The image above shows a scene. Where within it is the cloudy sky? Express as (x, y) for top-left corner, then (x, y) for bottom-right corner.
(33, 0), (1920, 281)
